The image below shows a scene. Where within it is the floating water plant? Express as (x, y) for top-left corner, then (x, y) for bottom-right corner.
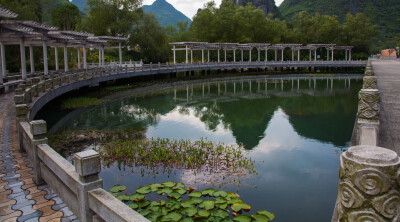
(110, 182), (275, 222)
(61, 97), (101, 109)
(96, 138), (257, 184)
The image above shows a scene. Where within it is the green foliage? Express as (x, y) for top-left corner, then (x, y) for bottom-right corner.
(0, 0), (42, 21)
(41, 0), (70, 23)
(51, 3), (81, 30)
(110, 182), (275, 221)
(61, 97), (101, 109)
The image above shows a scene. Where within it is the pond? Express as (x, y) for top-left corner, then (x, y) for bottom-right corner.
(37, 74), (363, 222)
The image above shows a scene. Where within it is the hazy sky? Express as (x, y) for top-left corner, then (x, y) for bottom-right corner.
(142, 0), (284, 19)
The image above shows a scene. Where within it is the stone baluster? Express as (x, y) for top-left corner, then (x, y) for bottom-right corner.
(30, 120), (48, 185)
(74, 150), (103, 222)
(15, 104), (28, 152)
(357, 89), (380, 146)
(14, 88), (25, 105)
(337, 145), (400, 221)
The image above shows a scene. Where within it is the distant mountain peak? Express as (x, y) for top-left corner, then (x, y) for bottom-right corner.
(142, 0), (191, 27)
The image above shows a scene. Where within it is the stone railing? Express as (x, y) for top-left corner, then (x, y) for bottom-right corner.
(336, 60), (400, 221)
(14, 69), (150, 222)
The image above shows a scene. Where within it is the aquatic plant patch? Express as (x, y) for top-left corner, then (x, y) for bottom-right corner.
(97, 138), (257, 182)
(110, 182), (275, 222)
(61, 97), (101, 109)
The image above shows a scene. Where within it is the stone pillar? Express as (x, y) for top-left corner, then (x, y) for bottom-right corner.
(275, 49), (277, 61)
(98, 48), (101, 67)
(357, 89), (380, 146)
(331, 48), (334, 61)
(363, 76), (377, 89)
(64, 46), (69, 72)
(265, 48), (268, 62)
(327, 49), (330, 61)
(202, 49), (204, 63)
(190, 50), (193, 64)
(83, 46), (87, 69)
(349, 50), (352, 61)
(208, 50), (210, 63)
(118, 42), (122, 65)
(249, 49), (252, 62)
(315, 49), (317, 61)
(30, 120), (48, 185)
(173, 45), (176, 64)
(257, 49), (260, 62)
(74, 150), (103, 222)
(185, 46), (188, 64)
(101, 47), (105, 66)
(298, 49), (300, 62)
(281, 49), (284, 61)
(241, 50), (243, 62)
(20, 38), (27, 80)
(345, 50), (348, 61)
(43, 42), (48, 76)
(309, 49), (311, 62)
(224, 49), (227, 62)
(218, 50), (220, 63)
(233, 50), (236, 63)
(77, 48), (81, 69)
(291, 48), (294, 61)
(55, 47), (59, 71)
(0, 42), (6, 78)
(29, 46), (35, 74)
(337, 145), (400, 221)
(16, 104), (28, 154)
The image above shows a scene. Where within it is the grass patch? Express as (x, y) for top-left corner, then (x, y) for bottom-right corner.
(61, 97), (101, 110)
(105, 85), (132, 92)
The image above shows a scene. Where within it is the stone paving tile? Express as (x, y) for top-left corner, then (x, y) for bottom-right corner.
(0, 93), (77, 222)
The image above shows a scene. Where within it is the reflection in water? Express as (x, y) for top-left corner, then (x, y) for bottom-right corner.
(39, 74), (363, 222)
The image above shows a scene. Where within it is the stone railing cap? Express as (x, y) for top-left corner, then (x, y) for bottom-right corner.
(344, 145), (400, 165)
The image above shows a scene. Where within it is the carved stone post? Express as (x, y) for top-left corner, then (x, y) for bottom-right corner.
(30, 120), (48, 185)
(363, 76), (377, 89)
(15, 104), (28, 152)
(338, 145), (400, 221)
(74, 150), (103, 222)
(357, 89), (380, 146)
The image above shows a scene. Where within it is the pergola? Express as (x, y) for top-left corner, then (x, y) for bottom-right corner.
(170, 42), (354, 64)
(0, 6), (128, 84)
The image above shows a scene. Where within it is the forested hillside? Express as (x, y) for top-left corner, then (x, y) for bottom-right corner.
(279, 0), (400, 49)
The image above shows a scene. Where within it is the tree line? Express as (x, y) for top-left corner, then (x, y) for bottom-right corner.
(0, 0), (379, 73)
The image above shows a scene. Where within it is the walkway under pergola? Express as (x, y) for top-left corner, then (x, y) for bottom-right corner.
(0, 6), (127, 84)
(170, 42), (353, 64)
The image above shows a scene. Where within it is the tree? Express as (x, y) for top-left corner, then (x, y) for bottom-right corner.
(0, 0), (42, 21)
(51, 3), (81, 30)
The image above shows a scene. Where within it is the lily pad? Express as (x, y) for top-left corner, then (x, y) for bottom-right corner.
(149, 183), (164, 192)
(138, 209), (151, 216)
(207, 216), (221, 222)
(128, 203), (139, 209)
(161, 212), (182, 221)
(211, 209), (229, 218)
(216, 203), (228, 209)
(116, 194), (130, 202)
(174, 188), (187, 195)
(188, 191), (202, 197)
(215, 197), (227, 204)
(202, 188), (216, 196)
(110, 185), (126, 193)
(157, 188), (173, 195)
(213, 191), (228, 198)
(231, 202), (251, 212)
(251, 214), (270, 222)
(162, 181), (176, 188)
(182, 202), (195, 208)
(220, 219), (233, 222)
(150, 206), (160, 212)
(197, 209), (211, 218)
(181, 207), (198, 217)
(136, 186), (151, 194)
(226, 192), (237, 199)
(190, 197), (203, 204)
(227, 198), (243, 205)
(130, 193), (145, 201)
(173, 182), (185, 188)
(256, 210), (275, 220)
(138, 200), (151, 208)
(157, 200), (166, 206)
(168, 192), (182, 199)
(147, 212), (162, 222)
(233, 215), (252, 222)
(199, 200), (215, 210)
(161, 207), (170, 215)
(151, 201), (160, 206)
(181, 218), (195, 222)
(182, 199), (197, 205)
(166, 202), (181, 211)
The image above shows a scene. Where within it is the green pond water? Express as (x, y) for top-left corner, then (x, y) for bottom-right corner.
(37, 74), (363, 221)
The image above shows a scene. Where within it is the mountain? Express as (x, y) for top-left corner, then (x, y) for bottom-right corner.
(142, 0), (192, 27)
(233, 0), (280, 17)
(70, 0), (87, 12)
(279, 0), (400, 48)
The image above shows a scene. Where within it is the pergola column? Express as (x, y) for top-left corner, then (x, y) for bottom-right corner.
(291, 48), (294, 61)
(118, 42), (122, 65)
(185, 46), (188, 64)
(64, 46), (69, 72)
(349, 49), (352, 61)
(224, 49), (227, 62)
(257, 49), (260, 62)
(207, 50), (210, 63)
(345, 49), (348, 61)
(43, 41), (48, 76)
(190, 50), (193, 64)
(98, 48), (101, 67)
(218, 50), (220, 63)
(20, 38), (27, 80)
(55, 47), (59, 71)
(77, 48), (81, 69)
(83, 46), (87, 69)
(331, 48), (334, 61)
(202, 49), (204, 63)
(173, 45), (176, 64)
(275, 49), (277, 61)
(249, 49), (251, 62)
(233, 49), (236, 62)
(29, 46), (35, 74)
(281, 49), (284, 61)
(327, 49), (330, 61)
(297, 49), (300, 62)
(102, 47), (105, 66)
(265, 48), (268, 62)
(0, 42), (5, 78)
(314, 49), (317, 61)
(241, 50), (243, 62)
(309, 49), (311, 62)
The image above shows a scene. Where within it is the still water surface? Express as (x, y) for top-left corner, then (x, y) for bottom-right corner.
(39, 74), (363, 221)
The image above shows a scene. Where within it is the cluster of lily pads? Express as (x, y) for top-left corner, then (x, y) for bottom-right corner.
(110, 181), (274, 222)
(98, 138), (257, 178)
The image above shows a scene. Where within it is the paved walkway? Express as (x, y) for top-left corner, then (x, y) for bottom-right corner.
(372, 59), (400, 154)
(0, 93), (77, 222)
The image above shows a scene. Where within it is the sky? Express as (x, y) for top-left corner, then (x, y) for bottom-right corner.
(142, 0), (285, 19)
